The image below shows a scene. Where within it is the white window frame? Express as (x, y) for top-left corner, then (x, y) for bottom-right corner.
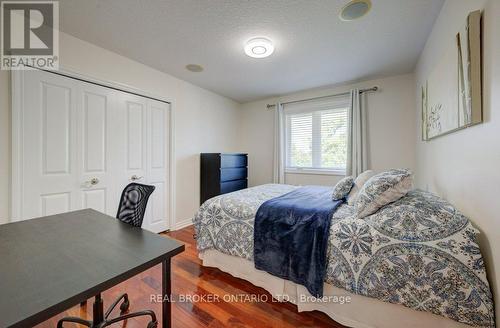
(283, 96), (350, 176)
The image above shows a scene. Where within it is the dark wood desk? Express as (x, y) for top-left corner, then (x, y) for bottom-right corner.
(0, 209), (184, 328)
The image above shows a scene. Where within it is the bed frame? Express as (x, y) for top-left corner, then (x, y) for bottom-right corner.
(200, 249), (471, 328)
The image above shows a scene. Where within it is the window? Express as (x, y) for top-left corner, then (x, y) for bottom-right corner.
(284, 97), (349, 174)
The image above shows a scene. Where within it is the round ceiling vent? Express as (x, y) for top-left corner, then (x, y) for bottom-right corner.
(185, 64), (204, 72)
(340, 0), (372, 21)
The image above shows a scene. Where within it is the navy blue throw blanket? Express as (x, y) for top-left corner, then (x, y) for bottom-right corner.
(254, 186), (343, 297)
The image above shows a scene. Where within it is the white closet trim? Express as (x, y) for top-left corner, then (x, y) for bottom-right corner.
(41, 65), (173, 104)
(11, 67), (176, 232)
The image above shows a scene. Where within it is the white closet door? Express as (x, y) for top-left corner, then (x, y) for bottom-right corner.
(21, 70), (79, 219)
(145, 99), (170, 233)
(113, 95), (170, 232)
(15, 69), (171, 232)
(113, 93), (150, 220)
(77, 82), (117, 216)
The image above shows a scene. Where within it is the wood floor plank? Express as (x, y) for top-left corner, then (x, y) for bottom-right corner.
(35, 225), (345, 327)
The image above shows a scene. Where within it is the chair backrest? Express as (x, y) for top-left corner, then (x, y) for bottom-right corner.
(116, 183), (155, 227)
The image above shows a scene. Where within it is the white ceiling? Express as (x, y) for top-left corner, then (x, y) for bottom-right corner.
(59, 0), (444, 103)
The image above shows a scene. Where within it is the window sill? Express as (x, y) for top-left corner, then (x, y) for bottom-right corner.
(285, 168), (346, 176)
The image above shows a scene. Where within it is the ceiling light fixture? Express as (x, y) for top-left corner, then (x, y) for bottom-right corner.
(244, 37), (274, 59)
(186, 64), (204, 72)
(340, 0), (372, 21)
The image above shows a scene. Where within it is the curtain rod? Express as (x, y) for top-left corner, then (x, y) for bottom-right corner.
(266, 86), (378, 109)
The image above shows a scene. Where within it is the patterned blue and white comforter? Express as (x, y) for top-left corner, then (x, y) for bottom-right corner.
(194, 184), (297, 259)
(193, 184), (494, 327)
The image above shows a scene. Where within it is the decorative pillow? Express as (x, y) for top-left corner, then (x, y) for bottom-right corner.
(354, 169), (413, 219)
(346, 170), (376, 205)
(332, 176), (354, 201)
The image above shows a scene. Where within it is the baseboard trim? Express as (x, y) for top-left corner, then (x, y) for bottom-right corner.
(174, 218), (193, 230)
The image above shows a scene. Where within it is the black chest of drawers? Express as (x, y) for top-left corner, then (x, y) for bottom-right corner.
(200, 153), (248, 205)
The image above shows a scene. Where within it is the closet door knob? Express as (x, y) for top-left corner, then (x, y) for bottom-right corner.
(85, 177), (99, 187)
(131, 175), (143, 181)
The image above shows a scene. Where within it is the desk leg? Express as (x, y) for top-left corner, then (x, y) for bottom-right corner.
(162, 258), (171, 328)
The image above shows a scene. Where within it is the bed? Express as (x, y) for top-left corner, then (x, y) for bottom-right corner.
(193, 184), (494, 328)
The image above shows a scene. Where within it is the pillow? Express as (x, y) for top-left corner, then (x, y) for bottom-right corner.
(354, 169), (413, 219)
(346, 170), (376, 205)
(332, 176), (354, 201)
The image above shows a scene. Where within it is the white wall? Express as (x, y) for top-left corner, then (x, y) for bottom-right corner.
(0, 32), (242, 228)
(240, 74), (416, 187)
(414, 0), (500, 320)
(0, 71), (10, 224)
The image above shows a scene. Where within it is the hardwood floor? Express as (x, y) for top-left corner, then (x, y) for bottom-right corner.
(37, 225), (345, 328)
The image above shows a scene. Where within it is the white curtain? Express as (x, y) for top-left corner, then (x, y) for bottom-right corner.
(347, 89), (367, 177)
(273, 103), (285, 183)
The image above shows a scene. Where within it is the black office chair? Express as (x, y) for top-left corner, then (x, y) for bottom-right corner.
(58, 183), (157, 328)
